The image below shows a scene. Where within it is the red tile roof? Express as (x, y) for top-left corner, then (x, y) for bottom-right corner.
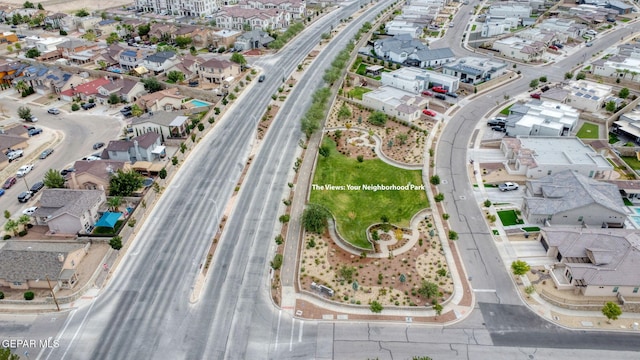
(60, 77), (110, 97)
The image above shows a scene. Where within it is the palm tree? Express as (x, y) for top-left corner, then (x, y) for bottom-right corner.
(97, 60), (107, 70)
(630, 71), (638, 82)
(3, 219), (19, 237)
(107, 196), (122, 212)
(18, 214), (31, 233)
(15, 80), (28, 93)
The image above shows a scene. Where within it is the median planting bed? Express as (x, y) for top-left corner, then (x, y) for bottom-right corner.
(310, 138), (428, 249)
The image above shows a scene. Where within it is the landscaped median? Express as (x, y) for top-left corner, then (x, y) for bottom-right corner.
(310, 138), (428, 249)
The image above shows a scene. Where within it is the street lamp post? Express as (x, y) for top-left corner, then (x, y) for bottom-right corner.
(45, 275), (60, 311)
(22, 175), (30, 192)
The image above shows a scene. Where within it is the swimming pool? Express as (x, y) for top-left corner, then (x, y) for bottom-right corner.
(190, 99), (212, 107)
(633, 207), (640, 215)
(631, 216), (640, 228)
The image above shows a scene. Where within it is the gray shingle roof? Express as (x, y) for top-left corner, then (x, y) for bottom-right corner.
(145, 51), (175, 64)
(0, 241), (86, 282)
(37, 189), (104, 220)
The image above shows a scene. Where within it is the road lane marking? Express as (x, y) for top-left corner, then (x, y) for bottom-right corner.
(289, 318), (295, 351)
(298, 321), (303, 343)
(38, 309), (78, 360)
(59, 299), (97, 360)
(274, 310), (282, 350)
(473, 289), (497, 293)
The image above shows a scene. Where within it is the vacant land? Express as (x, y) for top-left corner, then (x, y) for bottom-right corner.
(0, 0), (133, 13)
(310, 138), (428, 249)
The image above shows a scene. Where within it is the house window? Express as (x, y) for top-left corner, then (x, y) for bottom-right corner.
(578, 216), (583, 222)
(633, 287), (639, 293)
(613, 286), (619, 293)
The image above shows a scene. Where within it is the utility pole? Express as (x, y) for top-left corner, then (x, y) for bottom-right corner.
(45, 275), (60, 311)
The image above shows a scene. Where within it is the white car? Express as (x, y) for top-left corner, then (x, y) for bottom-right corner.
(498, 182), (519, 192)
(22, 206), (38, 216)
(82, 156), (101, 162)
(16, 164), (34, 177)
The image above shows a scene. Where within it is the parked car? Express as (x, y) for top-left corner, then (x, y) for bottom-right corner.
(120, 106), (132, 114)
(60, 168), (75, 176)
(422, 109), (437, 117)
(421, 90), (434, 97)
(40, 148), (54, 159)
(541, 85), (550, 92)
(93, 142), (105, 150)
(17, 191), (33, 203)
(7, 150), (23, 162)
(446, 92), (458, 98)
(487, 118), (506, 126)
(22, 206), (38, 216)
(498, 182), (519, 191)
(25, 116), (38, 122)
(0, 188), (4, 196)
(30, 181), (44, 193)
(491, 125), (506, 132)
(585, 42), (593, 47)
(435, 94), (447, 100)
(82, 156), (101, 161)
(432, 86), (447, 94)
(548, 45), (559, 51)
(47, 108), (60, 115)
(553, 42), (564, 49)
(3, 177), (16, 189)
(81, 102), (96, 110)
(28, 128), (43, 136)
(16, 164), (34, 177)
(530, 93), (541, 99)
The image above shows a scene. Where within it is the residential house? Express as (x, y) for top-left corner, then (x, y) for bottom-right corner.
(95, 78), (147, 104)
(565, 80), (611, 112)
(137, 87), (185, 112)
(58, 39), (101, 65)
(523, 170), (627, 227)
(102, 132), (162, 162)
(481, 20), (513, 37)
(33, 37), (68, 54)
(362, 86), (429, 123)
(241, 0), (306, 19)
(592, 43), (640, 83)
(504, 100), (579, 137)
(212, 29), (241, 49)
(148, 23), (178, 42)
(492, 37), (545, 62)
(500, 136), (613, 179)
(442, 56), (508, 84)
(488, 4), (532, 18)
(215, 7), (289, 31)
(612, 104), (640, 144)
(119, 49), (148, 71)
(0, 61), (26, 87)
(75, 16), (102, 33)
(385, 20), (421, 38)
(372, 34), (455, 68)
(541, 228), (640, 297)
(0, 32), (17, 44)
(67, 160), (127, 191)
(130, 110), (192, 139)
(35, 189), (107, 234)
(59, 77), (111, 102)
(93, 43), (125, 69)
(605, 179), (640, 203)
(94, 19), (121, 37)
(44, 12), (68, 29)
(141, 51), (178, 74)
(608, 0), (633, 14)
(165, 55), (198, 81)
(171, 25), (211, 47)
(0, 241), (90, 291)
(517, 28), (557, 46)
(197, 57), (241, 84)
(234, 30), (274, 50)
(380, 67), (459, 93)
(538, 18), (586, 43)
(136, 0), (218, 17)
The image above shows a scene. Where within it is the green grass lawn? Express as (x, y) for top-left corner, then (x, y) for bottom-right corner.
(310, 138), (428, 249)
(347, 87), (371, 100)
(499, 104), (513, 115)
(521, 226), (540, 232)
(471, 24), (477, 31)
(621, 18), (631, 22)
(497, 210), (522, 226)
(576, 122), (599, 139)
(621, 156), (640, 170)
(609, 132), (620, 144)
(355, 63), (367, 76)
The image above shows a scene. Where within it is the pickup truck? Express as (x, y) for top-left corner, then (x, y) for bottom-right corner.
(7, 150), (23, 162)
(432, 86), (448, 94)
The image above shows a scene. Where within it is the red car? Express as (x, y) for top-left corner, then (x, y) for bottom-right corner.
(548, 45), (559, 51)
(421, 90), (434, 96)
(422, 109), (437, 117)
(530, 93), (541, 99)
(432, 86), (447, 94)
(3, 177), (16, 189)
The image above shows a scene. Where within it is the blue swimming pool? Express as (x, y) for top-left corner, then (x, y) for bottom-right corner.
(634, 207), (640, 215)
(190, 99), (211, 107)
(632, 216), (640, 228)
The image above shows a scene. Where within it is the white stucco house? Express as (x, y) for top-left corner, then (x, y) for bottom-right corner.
(504, 101), (580, 137)
(362, 86), (429, 123)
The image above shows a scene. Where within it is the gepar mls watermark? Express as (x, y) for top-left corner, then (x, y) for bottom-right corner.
(312, 183), (425, 192)
(1, 338), (60, 349)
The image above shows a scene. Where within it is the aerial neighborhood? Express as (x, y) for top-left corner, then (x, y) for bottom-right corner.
(1, 0), (640, 357)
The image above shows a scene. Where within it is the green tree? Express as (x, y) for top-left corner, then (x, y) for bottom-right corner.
(142, 77), (162, 93)
(230, 52), (247, 67)
(18, 214), (31, 233)
(337, 103), (351, 119)
(576, 72), (586, 80)
(75, 9), (89, 17)
(107, 196), (122, 212)
(511, 260), (530, 276)
(167, 70), (185, 83)
(82, 29), (96, 41)
(108, 169), (144, 196)
(174, 35), (193, 48)
(417, 280), (439, 299)
(605, 100), (617, 113)
(17, 105), (32, 121)
(397, 133), (408, 145)
(433, 303), (443, 316)
(539, 76), (547, 82)
(14, 43), (21, 54)
(25, 47), (40, 58)
(529, 79), (539, 88)
(105, 32), (120, 45)
(0, 347), (20, 360)
(109, 236), (123, 250)
(44, 168), (65, 188)
(23, 291), (34, 300)
(564, 72), (573, 80)
(270, 253), (283, 270)
(23, 1), (34, 8)
(370, 300), (383, 313)
(430, 175), (440, 185)
(602, 301), (622, 323)
(3, 219), (19, 236)
(71, 103), (80, 111)
(619, 87), (630, 99)
(4, 210), (10, 219)
(338, 265), (356, 282)
(108, 93), (120, 104)
(137, 23), (151, 37)
(97, 60), (107, 70)
(131, 104), (144, 117)
(158, 168), (167, 179)
(302, 204), (330, 233)
(37, 3), (43, 10)
(368, 111), (387, 126)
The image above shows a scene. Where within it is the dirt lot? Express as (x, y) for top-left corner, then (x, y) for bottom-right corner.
(0, 0), (133, 13)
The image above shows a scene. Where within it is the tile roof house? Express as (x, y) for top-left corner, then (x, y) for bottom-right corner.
(523, 170), (627, 227)
(0, 241), (90, 290)
(130, 110), (191, 139)
(59, 77), (111, 102)
(197, 57), (241, 84)
(372, 34), (455, 68)
(142, 51), (178, 74)
(67, 160), (127, 191)
(118, 48), (150, 71)
(212, 29), (241, 49)
(44, 12), (68, 29)
(541, 228), (640, 297)
(215, 7), (290, 31)
(95, 78), (146, 104)
(362, 86), (429, 122)
(34, 189), (106, 234)
(148, 23), (178, 40)
(492, 36), (545, 62)
(102, 132), (162, 162)
(234, 30), (274, 50)
(92, 43), (124, 68)
(137, 87), (185, 112)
